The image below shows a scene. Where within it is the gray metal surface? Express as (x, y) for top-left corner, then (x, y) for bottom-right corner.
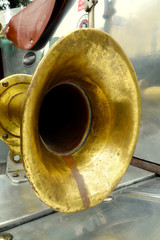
(49, 0), (160, 164)
(6, 155), (27, 183)
(2, 176), (160, 240)
(95, 0), (160, 164)
(104, 0), (160, 165)
(0, 165), (154, 232)
(117, 165), (155, 189)
(7, 171), (27, 183)
(0, 141), (8, 165)
(0, 175), (54, 232)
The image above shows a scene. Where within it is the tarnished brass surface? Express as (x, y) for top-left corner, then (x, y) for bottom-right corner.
(0, 23), (2, 34)
(0, 74), (31, 162)
(22, 29), (141, 213)
(0, 23), (5, 38)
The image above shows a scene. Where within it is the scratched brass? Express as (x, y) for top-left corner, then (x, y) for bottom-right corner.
(0, 74), (31, 162)
(21, 29), (141, 213)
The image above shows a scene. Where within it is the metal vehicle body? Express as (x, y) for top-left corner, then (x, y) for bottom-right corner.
(0, 0), (160, 239)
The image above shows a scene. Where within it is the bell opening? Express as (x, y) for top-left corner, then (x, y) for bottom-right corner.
(39, 82), (91, 155)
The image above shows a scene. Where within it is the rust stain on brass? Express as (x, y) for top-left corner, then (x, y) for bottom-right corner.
(64, 155), (90, 209)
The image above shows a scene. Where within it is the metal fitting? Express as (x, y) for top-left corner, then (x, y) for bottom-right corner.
(2, 81), (9, 87)
(12, 172), (19, 178)
(103, 196), (114, 202)
(2, 134), (8, 140)
(85, 0), (98, 12)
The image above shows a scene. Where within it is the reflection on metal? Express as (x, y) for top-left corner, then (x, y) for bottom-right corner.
(0, 174), (54, 232)
(117, 165), (155, 189)
(4, 177), (160, 240)
(0, 166), (154, 232)
(98, 0), (160, 164)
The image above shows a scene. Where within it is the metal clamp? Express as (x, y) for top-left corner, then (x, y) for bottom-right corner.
(85, 0), (98, 28)
(6, 154), (27, 183)
(85, 0), (98, 12)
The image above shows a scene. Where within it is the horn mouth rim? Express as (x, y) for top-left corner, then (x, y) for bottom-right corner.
(22, 28), (141, 213)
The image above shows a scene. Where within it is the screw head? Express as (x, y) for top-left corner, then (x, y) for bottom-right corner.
(2, 81), (9, 87)
(12, 172), (19, 177)
(103, 196), (114, 202)
(2, 133), (8, 140)
(13, 154), (21, 162)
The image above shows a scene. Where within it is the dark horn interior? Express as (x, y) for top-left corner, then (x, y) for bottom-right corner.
(39, 83), (91, 155)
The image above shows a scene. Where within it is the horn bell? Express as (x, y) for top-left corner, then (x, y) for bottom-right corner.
(22, 29), (141, 213)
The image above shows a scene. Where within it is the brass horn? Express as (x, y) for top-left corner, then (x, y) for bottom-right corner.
(0, 29), (141, 213)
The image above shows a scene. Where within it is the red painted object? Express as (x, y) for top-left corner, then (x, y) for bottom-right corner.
(6, 0), (67, 50)
(78, 0), (85, 11)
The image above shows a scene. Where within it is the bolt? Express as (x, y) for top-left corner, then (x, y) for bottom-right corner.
(13, 154), (21, 162)
(2, 81), (9, 87)
(2, 133), (8, 140)
(30, 39), (33, 44)
(12, 172), (19, 178)
(103, 196), (114, 202)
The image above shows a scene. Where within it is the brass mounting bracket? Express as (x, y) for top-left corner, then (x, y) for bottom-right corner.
(0, 74), (32, 182)
(6, 154), (27, 183)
